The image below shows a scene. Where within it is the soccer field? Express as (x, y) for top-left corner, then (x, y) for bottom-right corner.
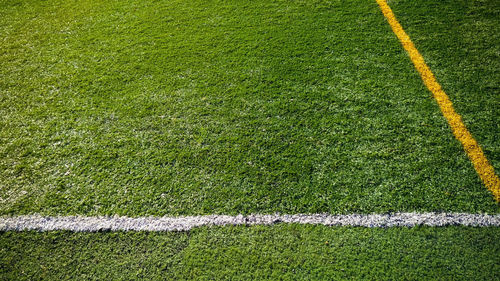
(1, 0), (499, 279)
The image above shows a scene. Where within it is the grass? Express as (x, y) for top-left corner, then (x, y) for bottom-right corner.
(0, 0), (498, 217)
(1, 0), (499, 279)
(1, 225), (499, 280)
(389, 0), (500, 172)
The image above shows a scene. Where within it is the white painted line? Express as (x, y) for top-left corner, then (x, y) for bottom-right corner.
(1, 213), (499, 232)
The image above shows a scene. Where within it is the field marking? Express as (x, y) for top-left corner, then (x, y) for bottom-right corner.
(1, 213), (499, 232)
(376, 0), (500, 202)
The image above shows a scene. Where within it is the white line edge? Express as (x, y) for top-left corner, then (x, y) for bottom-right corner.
(1, 213), (499, 232)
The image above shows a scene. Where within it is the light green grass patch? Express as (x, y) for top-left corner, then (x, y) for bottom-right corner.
(0, 0), (498, 216)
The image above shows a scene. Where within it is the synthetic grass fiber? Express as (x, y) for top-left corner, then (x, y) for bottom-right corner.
(1, 225), (499, 280)
(377, 0), (499, 200)
(1, 0), (498, 217)
(389, 0), (500, 174)
(1, 0), (500, 279)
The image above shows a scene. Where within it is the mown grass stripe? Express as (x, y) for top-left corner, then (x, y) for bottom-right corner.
(1, 213), (499, 232)
(375, 0), (500, 202)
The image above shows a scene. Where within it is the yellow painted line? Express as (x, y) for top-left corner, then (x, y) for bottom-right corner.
(375, 0), (500, 202)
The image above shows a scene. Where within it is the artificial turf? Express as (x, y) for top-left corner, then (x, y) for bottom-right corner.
(1, 0), (499, 279)
(0, 0), (498, 217)
(389, 0), (500, 173)
(1, 225), (499, 280)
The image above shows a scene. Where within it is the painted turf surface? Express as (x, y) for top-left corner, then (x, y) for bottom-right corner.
(1, 0), (500, 279)
(0, 0), (498, 217)
(377, 0), (499, 200)
(389, 0), (500, 174)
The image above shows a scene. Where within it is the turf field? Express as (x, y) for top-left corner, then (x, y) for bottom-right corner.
(2, 226), (499, 280)
(1, 0), (499, 279)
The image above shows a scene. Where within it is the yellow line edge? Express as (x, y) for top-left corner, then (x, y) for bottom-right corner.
(375, 0), (500, 202)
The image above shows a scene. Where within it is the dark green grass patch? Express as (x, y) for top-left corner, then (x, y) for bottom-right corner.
(0, 0), (498, 216)
(1, 226), (499, 280)
(389, 0), (500, 171)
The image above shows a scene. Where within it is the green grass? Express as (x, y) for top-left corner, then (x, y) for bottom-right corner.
(1, 0), (499, 279)
(0, 0), (498, 216)
(389, 0), (500, 172)
(1, 225), (499, 280)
